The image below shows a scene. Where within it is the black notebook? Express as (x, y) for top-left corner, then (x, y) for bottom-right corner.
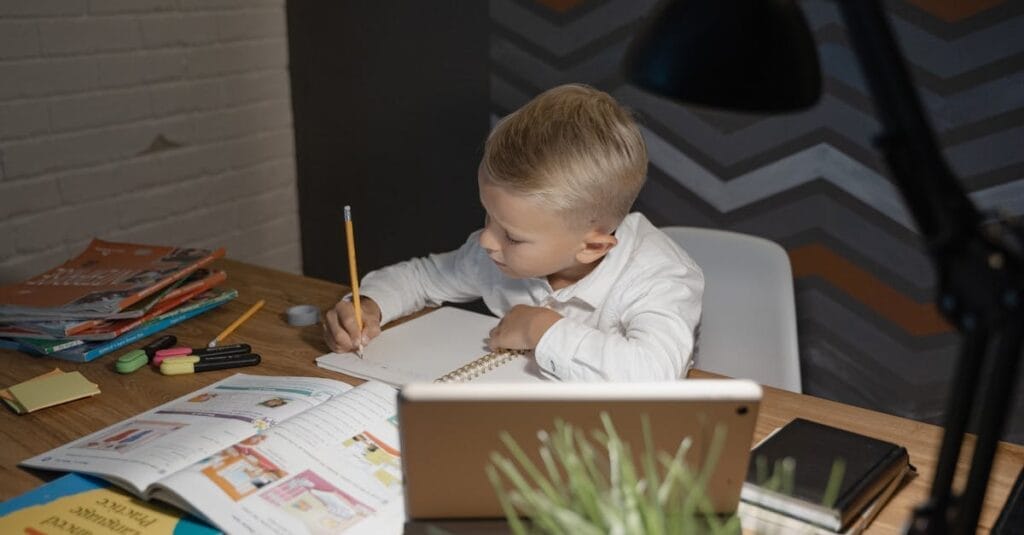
(741, 418), (910, 532)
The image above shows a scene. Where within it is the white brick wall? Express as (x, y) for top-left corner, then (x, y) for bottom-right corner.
(0, 0), (301, 284)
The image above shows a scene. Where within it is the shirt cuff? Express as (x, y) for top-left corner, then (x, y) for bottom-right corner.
(534, 318), (589, 379)
(351, 284), (402, 326)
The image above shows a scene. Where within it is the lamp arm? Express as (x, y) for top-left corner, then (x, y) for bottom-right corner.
(837, 1), (978, 246)
(837, 1), (1024, 533)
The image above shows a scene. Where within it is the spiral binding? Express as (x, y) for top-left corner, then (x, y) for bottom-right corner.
(434, 349), (528, 383)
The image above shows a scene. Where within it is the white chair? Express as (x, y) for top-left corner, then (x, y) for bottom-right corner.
(661, 226), (802, 393)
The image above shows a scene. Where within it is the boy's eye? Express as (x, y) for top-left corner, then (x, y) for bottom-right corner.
(505, 233), (523, 245)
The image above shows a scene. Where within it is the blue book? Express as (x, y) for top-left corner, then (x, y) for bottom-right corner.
(47, 289), (237, 362)
(0, 473), (219, 534)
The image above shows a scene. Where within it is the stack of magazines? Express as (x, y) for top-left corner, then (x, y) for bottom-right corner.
(0, 239), (236, 362)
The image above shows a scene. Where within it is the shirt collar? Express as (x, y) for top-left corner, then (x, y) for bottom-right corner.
(544, 213), (640, 308)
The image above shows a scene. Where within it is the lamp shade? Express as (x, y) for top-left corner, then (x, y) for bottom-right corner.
(623, 0), (822, 112)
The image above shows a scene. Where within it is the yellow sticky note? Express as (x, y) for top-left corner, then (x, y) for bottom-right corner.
(2, 368), (66, 414)
(8, 371), (99, 413)
(1, 368), (65, 414)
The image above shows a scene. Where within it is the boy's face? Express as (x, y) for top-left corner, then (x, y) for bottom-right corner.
(477, 166), (606, 282)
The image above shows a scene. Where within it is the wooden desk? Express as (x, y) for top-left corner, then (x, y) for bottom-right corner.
(1, 259), (1021, 533)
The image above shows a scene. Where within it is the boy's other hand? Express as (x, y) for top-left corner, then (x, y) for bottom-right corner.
(323, 297), (382, 353)
(488, 304), (561, 351)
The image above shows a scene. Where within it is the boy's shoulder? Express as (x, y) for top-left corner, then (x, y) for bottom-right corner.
(616, 213), (703, 280)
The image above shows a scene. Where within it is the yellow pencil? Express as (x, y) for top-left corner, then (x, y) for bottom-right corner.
(344, 205), (364, 357)
(207, 299), (265, 348)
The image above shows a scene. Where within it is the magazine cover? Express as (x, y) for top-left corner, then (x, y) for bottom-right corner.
(0, 239), (225, 317)
(0, 473), (219, 535)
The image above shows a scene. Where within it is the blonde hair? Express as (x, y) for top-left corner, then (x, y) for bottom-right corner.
(482, 84), (647, 230)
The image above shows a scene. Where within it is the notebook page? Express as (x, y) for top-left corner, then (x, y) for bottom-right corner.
(316, 307), (546, 386)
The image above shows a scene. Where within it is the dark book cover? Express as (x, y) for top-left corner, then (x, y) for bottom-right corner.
(742, 418), (909, 531)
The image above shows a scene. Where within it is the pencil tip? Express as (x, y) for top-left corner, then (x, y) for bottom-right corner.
(344, 205), (351, 221)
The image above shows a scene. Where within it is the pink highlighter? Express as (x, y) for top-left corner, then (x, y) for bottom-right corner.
(152, 343), (253, 366)
(152, 347), (192, 366)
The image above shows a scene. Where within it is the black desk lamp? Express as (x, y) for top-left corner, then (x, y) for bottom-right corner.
(623, 0), (1024, 533)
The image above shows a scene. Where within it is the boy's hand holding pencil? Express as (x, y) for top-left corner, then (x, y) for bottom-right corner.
(323, 296), (381, 354)
(323, 205), (382, 355)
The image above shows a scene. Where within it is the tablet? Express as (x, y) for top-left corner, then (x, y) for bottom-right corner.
(398, 379), (762, 520)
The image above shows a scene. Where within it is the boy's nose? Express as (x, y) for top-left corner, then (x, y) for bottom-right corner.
(478, 227), (499, 253)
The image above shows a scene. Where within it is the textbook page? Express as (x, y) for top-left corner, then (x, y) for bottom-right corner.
(20, 374), (352, 497)
(316, 306), (546, 385)
(153, 380), (403, 535)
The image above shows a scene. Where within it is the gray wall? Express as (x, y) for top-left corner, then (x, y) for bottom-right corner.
(0, 0), (302, 281)
(488, 0), (1024, 442)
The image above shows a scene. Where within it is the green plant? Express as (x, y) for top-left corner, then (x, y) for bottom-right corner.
(486, 412), (742, 535)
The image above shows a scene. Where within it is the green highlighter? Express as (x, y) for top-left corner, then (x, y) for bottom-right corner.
(115, 350), (148, 373)
(115, 335), (177, 374)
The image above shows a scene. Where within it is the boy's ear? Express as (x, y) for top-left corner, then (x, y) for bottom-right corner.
(576, 230), (618, 264)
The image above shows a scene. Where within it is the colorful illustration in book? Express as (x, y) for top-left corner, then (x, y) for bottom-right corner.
(259, 397), (290, 408)
(156, 389), (287, 429)
(341, 432), (401, 489)
(200, 440), (286, 501)
(76, 420), (186, 453)
(261, 470), (374, 535)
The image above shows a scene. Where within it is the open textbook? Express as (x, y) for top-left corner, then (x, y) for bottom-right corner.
(316, 306), (547, 385)
(21, 374), (405, 535)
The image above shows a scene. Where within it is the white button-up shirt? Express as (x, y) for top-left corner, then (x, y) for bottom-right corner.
(359, 212), (704, 381)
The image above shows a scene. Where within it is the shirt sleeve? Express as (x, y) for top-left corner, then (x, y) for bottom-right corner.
(357, 231), (487, 325)
(533, 267), (702, 381)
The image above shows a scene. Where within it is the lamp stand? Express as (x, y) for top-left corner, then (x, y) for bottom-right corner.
(837, 1), (1024, 533)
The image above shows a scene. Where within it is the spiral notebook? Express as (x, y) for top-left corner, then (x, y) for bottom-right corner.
(315, 306), (548, 386)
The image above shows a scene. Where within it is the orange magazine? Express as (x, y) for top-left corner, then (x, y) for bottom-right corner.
(0, 239), (225, 317)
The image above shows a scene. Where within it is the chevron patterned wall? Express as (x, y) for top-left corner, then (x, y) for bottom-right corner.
(489, 0), (1024, 443)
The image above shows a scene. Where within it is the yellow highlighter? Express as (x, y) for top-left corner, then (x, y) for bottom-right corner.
(160, 353), (261, 375)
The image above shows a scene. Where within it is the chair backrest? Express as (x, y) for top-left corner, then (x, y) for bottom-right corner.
(661, 227), (802, 392)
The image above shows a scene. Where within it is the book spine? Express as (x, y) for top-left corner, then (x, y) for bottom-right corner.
(50, 294), (234, 362)
(835, 446), (909, 528)
(61, 318), (104, 337)
(28, 338), (86, 354)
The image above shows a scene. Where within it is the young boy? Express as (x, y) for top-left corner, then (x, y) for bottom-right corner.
(323, 84), (704, 381)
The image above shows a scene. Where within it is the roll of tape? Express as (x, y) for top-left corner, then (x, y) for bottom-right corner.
(286, 304), (320, 326)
